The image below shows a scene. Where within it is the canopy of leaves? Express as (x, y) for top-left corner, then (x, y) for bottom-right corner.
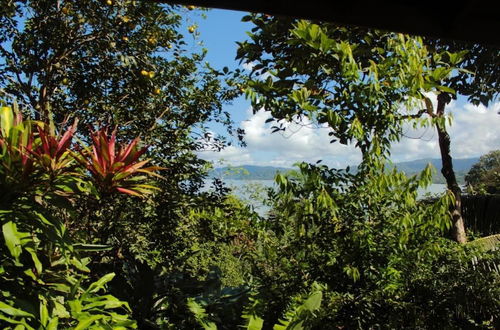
(236, 15), (471, 158)
(0, 0), (242, 198)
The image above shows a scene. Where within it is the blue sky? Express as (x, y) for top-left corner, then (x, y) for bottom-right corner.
(195, 9), (251, 124)
(190, 9), (500, 168)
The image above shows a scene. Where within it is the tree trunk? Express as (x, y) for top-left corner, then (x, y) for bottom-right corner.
(436, 93), (467, 243)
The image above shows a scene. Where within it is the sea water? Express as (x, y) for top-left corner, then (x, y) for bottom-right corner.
(208, 180), (449, 216)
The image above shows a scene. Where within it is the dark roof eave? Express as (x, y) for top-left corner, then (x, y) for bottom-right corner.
(158, 1), (500, 46)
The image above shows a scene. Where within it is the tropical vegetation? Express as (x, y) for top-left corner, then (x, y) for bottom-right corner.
(0, 1), (499, 329)
(466, 150), (500, 194)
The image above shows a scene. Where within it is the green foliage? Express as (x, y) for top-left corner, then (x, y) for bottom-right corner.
(232, 17), (499, 327)
(424, 40), (499, 106)
(188, 282), (324, 330)
(2, 3), (242, 327)
(241, 161), (499, 328)
(2, 4), (498, 329)
(0, 0), (241, 229)
(236, 15), (498, 246)
(236, 15), (465, 157)
(187, 298), (218, 330)
(465, 150), (500, 194)
(272, 282), (323, 330)
(0, 104), (157, 328)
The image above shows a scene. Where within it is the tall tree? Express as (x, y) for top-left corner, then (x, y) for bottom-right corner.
(0, 3), (243, 325)
(422, 41), (500, 242)
(0, 0), (239, 189)
(236, 14), (499, 243)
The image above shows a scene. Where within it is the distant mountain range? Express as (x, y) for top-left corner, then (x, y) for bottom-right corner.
(210, 157), (480, 184)
(390, 157), (478, 184)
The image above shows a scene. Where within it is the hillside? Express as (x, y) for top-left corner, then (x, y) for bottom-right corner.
(210, 165), (291, 180)
(212, 157), (480, 183)
(390, 157), (478, 184)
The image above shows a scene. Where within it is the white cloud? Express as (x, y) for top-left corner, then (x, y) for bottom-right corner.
(199, 101), (500, 168)
(392, 101), (500, 162)
(200, 107), (361, 168)
(197, 145), (253, 166)
(241, 62), (255, 71)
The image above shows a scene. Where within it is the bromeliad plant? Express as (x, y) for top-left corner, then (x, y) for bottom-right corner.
(75, 127), (164, 197)
(0, 103), (80, 201)
(30, 120), (79, 179)
(0, 103), (164, 328)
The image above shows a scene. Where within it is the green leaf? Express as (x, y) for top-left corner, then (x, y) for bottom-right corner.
(300, 290), (322, 313)
(0, 301), (35, 318)
(82, 295), (128, 311)
(68, 300), (82, 314)
(0, 314), (34, 329)
(246, 314), (264, 330)
(1, 106), (14, 137)
(86, 273), (115, 294)
(53, 301), (70, 318)
(27, 249), (43, 276)
(46, 317), (59, 330)
(39, 296), (49, 327)
(436, 85), (455, 94)
(74, 314), (103, 330)
(70, 257), (91, 273)
(2, 221), (28, 260)
(73, 243), (113, 252)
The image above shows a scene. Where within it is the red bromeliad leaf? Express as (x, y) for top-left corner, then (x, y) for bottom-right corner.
(116, 187), (143, 197)
(56, 120), (78, 157)
(30, 121), (78, 175)
(116, 137), (138, 162)
(75, 127), (164, 197)
(21, 137), (33, 169)
(108, 128), (116, 164)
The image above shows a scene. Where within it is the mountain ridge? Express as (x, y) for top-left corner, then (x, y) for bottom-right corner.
(210, 157), (480, 183)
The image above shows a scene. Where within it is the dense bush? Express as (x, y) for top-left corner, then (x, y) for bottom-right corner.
(249, 162), (499, 328)
(0, 104), (147, 328)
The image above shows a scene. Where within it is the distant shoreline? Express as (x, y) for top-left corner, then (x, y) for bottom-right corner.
(210, 157), (479, 184)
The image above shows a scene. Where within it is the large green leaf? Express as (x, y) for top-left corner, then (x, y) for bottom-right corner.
(0, 106), (14, 137)
(0, 314), (35, 330)
(299, 290), (322, 313)
(73, 243), (113, 252)
(74, 314), (103, 330)
(0, 301), (35, 318)
(246, 314), (264, 330)
(86, 273), (116, 294)
(82, 295), (129, 311)
(2, 221), (29, 260)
